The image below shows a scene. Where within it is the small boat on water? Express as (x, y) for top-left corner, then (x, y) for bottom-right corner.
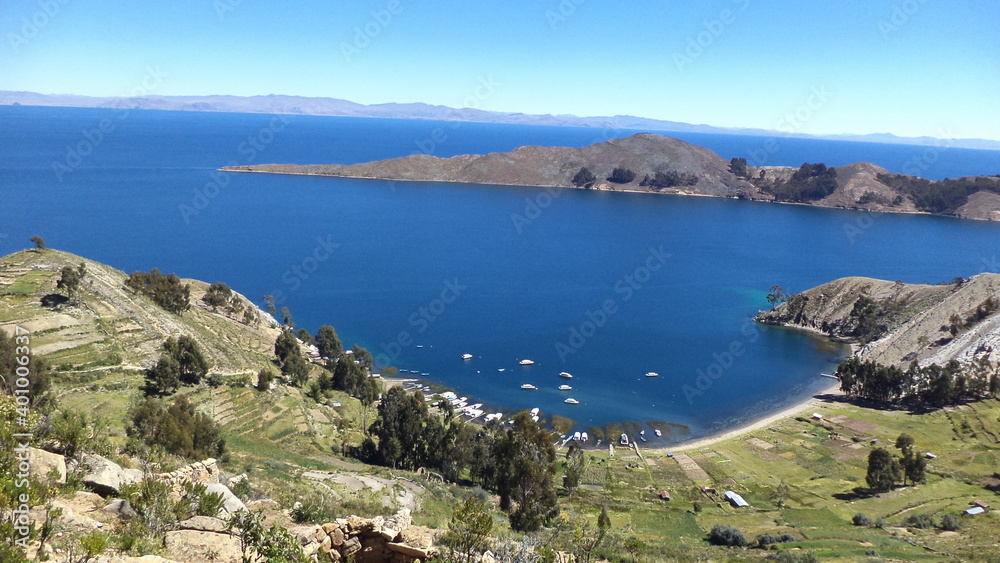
(420, 372), (429, 376)
(519, 359), (535, 366)
(620, 433), (629, 445)
(521, 384), (537, 390)
(572, 431), (581, 440)
(558, 384), (573, 391)
(654, 429), (662, 437)
(530, 408), (540, 416)
(559, 372), (573, 378)
(462, 353), (473, 360)
(564, 398), (579, 404)
(410, 370), (420, 374)
(639, 434), (647, 442)
(498, 368), (505, 372)
(581, 432), (589, 442)
(645, 372), (659, 377)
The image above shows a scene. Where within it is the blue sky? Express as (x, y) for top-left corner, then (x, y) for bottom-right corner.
(2, 0), (998, 140)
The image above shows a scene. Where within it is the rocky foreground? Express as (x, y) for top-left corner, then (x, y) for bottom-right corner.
(223, 133), (1000, 220)
(755, 273), (1000, 368)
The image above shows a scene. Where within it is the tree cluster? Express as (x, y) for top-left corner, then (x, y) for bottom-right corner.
(606, 167), (636, 184)
(361, 392), (558, 532)
(760, 163), (838, 203)
(639, 169), (698, 189)
(729, 157), (748, 178)
(274, 329), (310, 386)
(126, 269), (191, 314)
(837, 357), (998, 407)
(126, 395), (226, 460)
(144, 336), (209, 396)
(865, 433), (926, 492)
(201, 281), (232, 309)
(876, 173), (1000, 215)
(571, 167), (597, 188)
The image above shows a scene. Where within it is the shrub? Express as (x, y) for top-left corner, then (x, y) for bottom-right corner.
(126, 269), (191, 314)
(572, 167), (597, 188)
(902, 513), (935, 529)
(756, 533), (795, 548)
(874, 516), (887, 529)
(852, 512), (872, 527)
(126, 396), (226, 460)
(708, 524), (747, 547)
(607, 167), (636, 184)
(939, 513), (962, 531)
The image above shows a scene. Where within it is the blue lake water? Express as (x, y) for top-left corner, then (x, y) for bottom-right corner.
(2, 106), (1000, 442)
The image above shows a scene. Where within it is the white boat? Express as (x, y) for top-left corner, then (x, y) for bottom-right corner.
(620, 433), (629, 445)
(572, 431), (581, 440)
(559, 372), (573, 378)
(558, 384), (573, 391)
(498, 368), (505, 372)
(530, 408), (540, 416)
(521, 384), (537, 390)
(654, 429), (662, 437)
(462, 353), (473, 360)
(645, 372), (659, 377)
(581, 432), (588, 442)
(519, 359), (535, 366)
(564, 398), (579, 404)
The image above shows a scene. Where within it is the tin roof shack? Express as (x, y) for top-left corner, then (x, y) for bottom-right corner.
(964, 506), (985, 516)
(724, 491), (749, 508)
(659, 491), (671, 501)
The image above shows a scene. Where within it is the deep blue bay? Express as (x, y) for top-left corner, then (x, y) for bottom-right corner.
(3, 105), (1000, 443)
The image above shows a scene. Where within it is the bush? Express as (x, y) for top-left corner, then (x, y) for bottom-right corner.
(708, 524), (747, 547)
(126, 269), (191, 314)
(571, 167), (596, 188)
(902, 513), (935, 529)
(126, 396), (226, 460)
(939, 513), (962, 531)
(756, 533), (795, 548)
(874, 516), (887, 529)
(852, 512), (872, 527)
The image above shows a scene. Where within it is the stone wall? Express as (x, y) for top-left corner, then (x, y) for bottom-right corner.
(291, 509), (440, 562)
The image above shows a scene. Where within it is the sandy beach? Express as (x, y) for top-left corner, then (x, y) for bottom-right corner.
(663, 380), (844, 453)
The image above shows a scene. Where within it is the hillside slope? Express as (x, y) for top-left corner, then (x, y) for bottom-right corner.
(756, 273), (1000, 368)
(0, 249), (280, 375)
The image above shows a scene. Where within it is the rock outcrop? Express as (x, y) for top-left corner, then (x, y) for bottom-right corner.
(28, 447), (67, 485)
(73, 453), (144, 497)
(292, 509), (439, 563)
(756, 273), (1000, 368)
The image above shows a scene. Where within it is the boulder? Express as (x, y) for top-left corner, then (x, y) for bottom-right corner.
(28, 447), (66, 485)
(103, 499), (137, 520)
(329, 525), (346, 547)
(177, 515), (228, 534)
(78, 453), (143, 496)
(165, 529), (242, 563)
(289, 524), (322, 546)
(342, 536), (361, 556)
(204, 483), (246, 515)
(387, 541), (436, 559)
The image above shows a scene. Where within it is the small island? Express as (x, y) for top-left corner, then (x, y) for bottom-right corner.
(223, 133), (1000, 221)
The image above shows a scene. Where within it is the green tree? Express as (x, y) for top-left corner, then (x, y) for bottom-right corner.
(562, 444), (585, 496)
(202, 282), (232, 309)
(572, 506), (612, 563)
(295, 328), (315, 345)
(280, 306), (294, 327)
(571, 167), (597, 188)
(274, 329), (299, 364)
(493, 412), (559, 532)
(352, 345), (374, 371)
(708, 524), (747, 547)
(145, 354), (181, 396)
(282, 354), (310, 387)
(442, 496), (494, 562)
(866, 447), (901, 492)
(163, 336), (209, 385)
(256, 366), (275, 391)
(766, 285), (787, 309)
(31, 236), (46, 250)
(228, 510), (308, 563)
(126, 396), (225, 460)
(315, 325), (343, 361)
(126, 269), (191, 314)
(729, 157), (748, 178)
(56, 263), (85, 298)
(262, 295), (276, 317)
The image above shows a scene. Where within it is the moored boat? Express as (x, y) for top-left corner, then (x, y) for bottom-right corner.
(558, 384), (572, 391)
(559, 371), (573, 378)
(645, 372), (659, 377)
(519, 359), (535, 366)
(521, 384), (537, 390)
(564, 398), (579, 404)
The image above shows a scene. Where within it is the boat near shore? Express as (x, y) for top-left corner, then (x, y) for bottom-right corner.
(521, 384), (537, 390)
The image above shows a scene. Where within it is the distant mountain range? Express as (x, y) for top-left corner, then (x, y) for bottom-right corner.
(3, 90), (1000, 151)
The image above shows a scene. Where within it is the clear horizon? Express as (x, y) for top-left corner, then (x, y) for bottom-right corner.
(2, 1), (998, 141)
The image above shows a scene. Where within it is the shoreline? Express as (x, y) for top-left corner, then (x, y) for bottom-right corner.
(661, 380), (843, 453)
